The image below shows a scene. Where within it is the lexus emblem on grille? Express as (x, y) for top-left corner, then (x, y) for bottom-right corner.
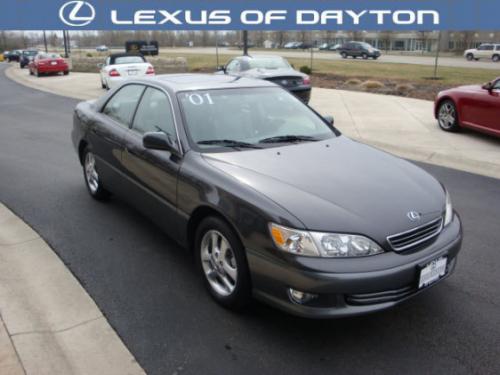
(407, 211), (422, 221)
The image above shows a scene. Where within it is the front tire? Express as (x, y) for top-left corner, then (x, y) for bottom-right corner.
(493, 54), (500, 62)
(195, 216), (251, 310)
(437, 100), (460, 132)
(82, 148), (110, 200)
(64, 70), (69, 75)
(361, 53), (368, 59)
(341, 52), (347, 59)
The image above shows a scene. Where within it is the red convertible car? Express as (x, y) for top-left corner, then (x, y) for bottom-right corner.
(435, 77), (500, 138)
(28, 53), (69, 77)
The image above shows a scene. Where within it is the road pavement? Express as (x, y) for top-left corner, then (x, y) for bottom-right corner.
(1, 62), (500, 375)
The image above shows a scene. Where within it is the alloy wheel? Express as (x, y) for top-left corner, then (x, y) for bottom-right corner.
(200, 230), (238, 297)
(438, 102), (456, 130)
(84, 152), (99, 194)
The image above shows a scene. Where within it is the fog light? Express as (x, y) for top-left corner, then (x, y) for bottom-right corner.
(288, 288), (318, 304)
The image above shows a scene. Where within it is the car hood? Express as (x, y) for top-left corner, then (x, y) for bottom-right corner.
(448, 84), (483, 93)
(239, 68), (306, 79)
(202, 137), (445, 242)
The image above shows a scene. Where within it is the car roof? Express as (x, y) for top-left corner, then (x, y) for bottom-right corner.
(109, 53), (144, 59)
(132, 73), (276, 92)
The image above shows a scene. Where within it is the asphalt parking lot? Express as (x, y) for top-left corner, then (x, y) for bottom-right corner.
(1, 63), (499, 375)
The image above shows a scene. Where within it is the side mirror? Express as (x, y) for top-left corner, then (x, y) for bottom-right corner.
(482, 82), (493, 91)
(143, 132), (179, 155)
(216, 65), (226, 72)
(323, 115), (334, 126)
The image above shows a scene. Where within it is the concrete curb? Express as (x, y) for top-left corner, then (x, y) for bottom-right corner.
(0, 202), (145, 375)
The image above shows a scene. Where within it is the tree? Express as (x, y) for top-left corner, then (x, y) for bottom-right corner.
(460, 31), (476, 50)
(417, 31), (431, 54)
(378, 31), (393, 52)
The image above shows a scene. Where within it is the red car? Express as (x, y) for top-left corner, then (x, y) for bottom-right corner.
(435, 77), (500, 138)
(29, 53), (69, 77)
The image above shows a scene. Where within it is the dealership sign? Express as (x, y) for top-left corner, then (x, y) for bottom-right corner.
(1, 0), (498, 30)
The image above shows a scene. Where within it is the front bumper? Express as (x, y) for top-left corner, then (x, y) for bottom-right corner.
(247, 214), (462, 318)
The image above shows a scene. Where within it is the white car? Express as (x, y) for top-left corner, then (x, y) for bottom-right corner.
(99, 53), (155, 90)
(464, 44), (500, 62)
(96, 45), (108, 52)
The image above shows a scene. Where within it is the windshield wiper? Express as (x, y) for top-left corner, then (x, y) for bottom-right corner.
(258, 135), (319, 144)
(197, 139), (262, 149)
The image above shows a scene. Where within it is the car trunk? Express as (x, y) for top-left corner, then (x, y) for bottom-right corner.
(40, 58), (65, 67)
(113, 63), (149, 78)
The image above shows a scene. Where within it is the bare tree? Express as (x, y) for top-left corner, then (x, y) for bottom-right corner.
(417, 31), (431, 54)
(378, 31), (393, 53)
(460, 31), (476, 50)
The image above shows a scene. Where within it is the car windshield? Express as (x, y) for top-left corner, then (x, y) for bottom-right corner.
(247, 58), (290, 70)
(178, 87), (335, 151)
(38, 53), (60, 59)
(114, 56), (145, 65)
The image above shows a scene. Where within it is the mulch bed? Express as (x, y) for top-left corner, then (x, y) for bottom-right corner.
(311, 73), (452, 101)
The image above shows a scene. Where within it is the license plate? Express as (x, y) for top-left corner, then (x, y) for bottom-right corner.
(51, 61), (57, 65)
(127, 70), (138, 76)
(418, 257), (447, 289)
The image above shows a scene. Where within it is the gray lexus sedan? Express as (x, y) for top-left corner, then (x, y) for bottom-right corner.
(71, 74), (462, 318)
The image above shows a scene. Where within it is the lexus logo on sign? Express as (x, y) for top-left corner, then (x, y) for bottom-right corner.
(59, 1), (96, 27)
(407, 211), (422, 221)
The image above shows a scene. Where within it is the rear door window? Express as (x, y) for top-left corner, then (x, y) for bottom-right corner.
(102, 84), (145, 127)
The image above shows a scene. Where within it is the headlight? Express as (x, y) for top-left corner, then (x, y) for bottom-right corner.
(444, 190), (453, 226)
(269, 223), (384, 258)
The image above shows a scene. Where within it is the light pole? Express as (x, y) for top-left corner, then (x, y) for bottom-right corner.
(242, 30), (248, 56)
(215, 31), (219, 68)
(43, 31), (48, 53)
(433, 31), (442, 79)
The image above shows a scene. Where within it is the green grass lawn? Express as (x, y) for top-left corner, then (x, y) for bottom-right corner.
(159, 52), (496, 86)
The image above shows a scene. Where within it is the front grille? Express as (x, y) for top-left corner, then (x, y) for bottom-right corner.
(265, 77), (303, 88)
(346, 285), (416, 305)
(387, 217), (443, 252)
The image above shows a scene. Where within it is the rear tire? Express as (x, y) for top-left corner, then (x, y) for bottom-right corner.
(64, 71), (69, 75)
(493, 54), (500, 62)
(82, 147), (110, 201)
(466, 53), (474, 61)
(195, 216), (251, 311)
(437, 100), (460, 132)
(361, 53), (368, 59)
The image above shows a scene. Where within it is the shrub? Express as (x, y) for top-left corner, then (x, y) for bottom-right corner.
(395, 83), (414, 93)
(361, 80), (385, 90)
(86, 52), (93, 57)
(346, 78), (362, 85)
(299, 65), (312, 74)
